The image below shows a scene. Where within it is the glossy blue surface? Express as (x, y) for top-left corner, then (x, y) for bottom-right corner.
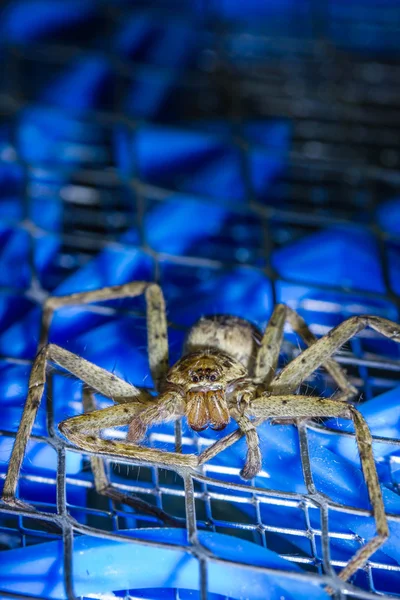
(0, 529), (328, 600)
(0, 0), (400, 598)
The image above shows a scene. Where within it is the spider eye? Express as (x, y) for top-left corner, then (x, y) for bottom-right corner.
(192, 375), (199, 383)
(209, 374), (216, 382)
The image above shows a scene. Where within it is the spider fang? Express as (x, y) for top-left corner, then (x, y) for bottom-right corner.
(186, 389), (230, 431)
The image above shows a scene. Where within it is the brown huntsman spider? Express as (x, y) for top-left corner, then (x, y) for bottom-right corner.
(2, 281), (400, 584)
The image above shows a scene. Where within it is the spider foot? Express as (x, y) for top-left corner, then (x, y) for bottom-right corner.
(240, 446), (262, 480)
(1, 495), (34, 511)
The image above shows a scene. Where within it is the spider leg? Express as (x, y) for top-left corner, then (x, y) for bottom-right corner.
(226, 409), (262, 480)
(256, 304), (357, 401)
(270, 315), (400, 395)
(199, 394), (348, 473)
(203, 394), (388, 581)
(199, 315), (399, 482)
(59, 387), (193, 469)
(248, 396), (388, 583)
(197, 412), (261, 480)
(82, 388), (181, 527)
(39, 282), (183, 511)
(255, 303), (286, 385)
(126, 390), (184, 443)
(1, 344), (151, 505)
(40, 281), (169, 391)
(235, 412), (261, 480)
(336, 405), (388, 582)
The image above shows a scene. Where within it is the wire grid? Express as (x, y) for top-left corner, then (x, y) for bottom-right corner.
(0, 1), (400, 599)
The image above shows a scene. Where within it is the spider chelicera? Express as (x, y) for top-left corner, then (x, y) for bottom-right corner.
(2, 281), (399, 583)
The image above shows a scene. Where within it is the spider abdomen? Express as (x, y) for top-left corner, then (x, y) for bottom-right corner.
(184, 315), (261, 370)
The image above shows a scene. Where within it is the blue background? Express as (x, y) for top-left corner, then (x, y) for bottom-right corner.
(0, 1), (400, 599)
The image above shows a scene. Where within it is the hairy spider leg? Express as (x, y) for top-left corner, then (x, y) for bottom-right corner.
(247, 395), (388, 586)
(270, 315), (400, 394)
(214, 304), (359, 481)
(201, 394), (388, 584)
(82, 388), (181, 527)
(198, 393), (349, 469)
(40, 282), (169, 390)
(3, 341), (197, 508)
(229, 409), (262, 480)
(255, 304), (357, 401)
(2, 283), (193, 525)
(58, 377), (191, 468)
(43, 283), (184, 522)
(200, 314), (400, 584)
(2, 343), (149, 505)
(201, 315), (400, 471)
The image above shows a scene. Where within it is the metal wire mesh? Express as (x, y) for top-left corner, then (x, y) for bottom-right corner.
(1, 1), (400, 599)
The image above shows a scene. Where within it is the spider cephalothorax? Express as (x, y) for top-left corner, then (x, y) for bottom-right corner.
(3, 280), (400, 586)
(165, 350), (248, 431)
